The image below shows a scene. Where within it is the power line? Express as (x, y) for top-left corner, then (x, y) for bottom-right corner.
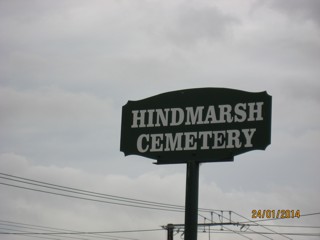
(0, 228), (164, 235)
(0, 173), (184, 212)
(0, 181), (186, 213)
(199, 211), (320, 239)
(245, 223), (320, 228)
(0, 227), (60, 240)
(199, 212), (271, 240)
(198, 213), (255, 240)
(231, 210), (320, 239)
(1, 172), (318, 239)
(0, 220), (135, 240)
(198, 230), (320, 237)
(232, 211), (293, 240)
(200, 209), (319, 240)
(239, 212), (320, 224)
(0, 172), (182, 209)
(301, 212), (320, 217)
(0, 218), (162, 239)
(0, 172), (225, 213)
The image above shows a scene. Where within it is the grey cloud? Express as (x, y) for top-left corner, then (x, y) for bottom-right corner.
(283, 80), (320, 103)
(268, 0), (320, 26)
(0, 1), (319, 236)
(0, 87), (119, 167)
(166, 4), (240, 45)
(0, 0), (64, 20)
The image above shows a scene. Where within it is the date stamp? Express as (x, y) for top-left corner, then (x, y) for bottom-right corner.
(252, 209), (300, 219)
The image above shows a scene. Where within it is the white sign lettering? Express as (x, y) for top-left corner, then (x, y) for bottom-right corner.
(132, 102), (263, 153)
(131, 102), (264, 128)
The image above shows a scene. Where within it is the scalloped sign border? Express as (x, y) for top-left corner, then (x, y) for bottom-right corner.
(120, 88), (272, 164)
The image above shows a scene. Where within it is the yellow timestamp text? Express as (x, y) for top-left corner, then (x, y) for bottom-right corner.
(252, 209), (300, 219)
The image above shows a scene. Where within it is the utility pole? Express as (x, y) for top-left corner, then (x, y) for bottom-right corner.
(163, 221), (237, 239)
(164, 224), (174, 240)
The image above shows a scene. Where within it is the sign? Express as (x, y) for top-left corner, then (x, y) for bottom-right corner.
(120, 88), (271, 164)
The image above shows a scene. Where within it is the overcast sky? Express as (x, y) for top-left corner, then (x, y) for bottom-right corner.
(0, 0), (319, 240)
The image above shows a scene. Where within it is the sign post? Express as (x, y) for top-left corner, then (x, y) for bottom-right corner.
(184, 160), (199, 240)
(120, 88), (272, 240)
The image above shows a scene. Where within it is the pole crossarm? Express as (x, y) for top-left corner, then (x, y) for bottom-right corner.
(163, 222), (239, 229)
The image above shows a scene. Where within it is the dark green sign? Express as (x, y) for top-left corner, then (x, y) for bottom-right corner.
(120, 88), (272, 164)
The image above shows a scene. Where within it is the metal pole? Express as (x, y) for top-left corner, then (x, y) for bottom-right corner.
(184, 161), (200, 240)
